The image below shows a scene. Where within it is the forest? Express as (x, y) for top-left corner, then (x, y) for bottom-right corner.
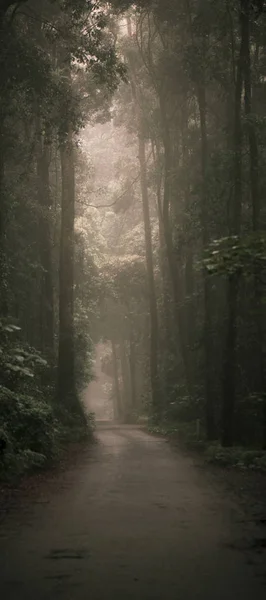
(0, 0), (266, 480)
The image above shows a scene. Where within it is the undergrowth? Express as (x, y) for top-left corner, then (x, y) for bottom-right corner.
(0, 321), (95, 482)
(0, 385), (95, 482)
(147, 419), (266, 473)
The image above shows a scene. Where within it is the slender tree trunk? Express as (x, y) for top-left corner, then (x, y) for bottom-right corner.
(138, 133), (160, 412)
(126, 16), (160, 415)
(222, 6), (244, 446)
(241, 0), (266, 448)
(58, 126), (76, 407)
(129, 330), (137, 410)
(159, 99), (191, 387)
(120, 338), (129, 417)
(181, 99), (196, 370)
(184, 0), (215, 437)
(36, 121), (54, 353)
(153, 141), (171, 343)
(111, 340), (122, 421)
(0, 2), (23, 312)
(0, 121), (8, 318)
(197, 82), (216, 440)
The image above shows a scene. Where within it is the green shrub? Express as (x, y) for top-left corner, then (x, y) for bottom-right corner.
(0, 321), (94, 481)
(0, 386), (62, 477)
(205, 444), (266, 471)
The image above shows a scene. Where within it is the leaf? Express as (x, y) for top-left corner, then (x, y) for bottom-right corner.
(21, 368), (34, 378)
(14, 355), (25, 363)
(3, 324), (21, 333)
(6, 363), (21, 372)
(35, 357), (48, 366)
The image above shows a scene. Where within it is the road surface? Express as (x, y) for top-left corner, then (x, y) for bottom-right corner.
(0, 424), (265, 599)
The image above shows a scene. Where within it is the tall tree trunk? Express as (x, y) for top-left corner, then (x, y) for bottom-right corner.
(241, 0), (265, 447)
(58, 126), (76, 407)
(197, 82), (216, 440)
(111, 340), (122, 421)
(222, 6), (245, 446)
(138, 132), (160, 412)
(185, 0), (215, 438)
(126, 16), (160, 415)
(159, 98), (190, 388)
(129, 329), (137, 410)
(181, 98), (196, 375)
(120, 338), (129, 418)
(36, 121), (54, 353)
(153, 141), (171, 344)
(0, 121), (8, 318)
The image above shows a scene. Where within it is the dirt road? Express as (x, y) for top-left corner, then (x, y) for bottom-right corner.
(0, 424), (265, 599)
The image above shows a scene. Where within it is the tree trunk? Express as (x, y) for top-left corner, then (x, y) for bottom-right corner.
(159, 98), (191, 388)
(129, 331), (137, 410)
(241, 0), (265, 448)
(0, 120), (8, 318)
(138, 132), (160, 412)
(184, 0), (215, 436)
(153, 142), (172, 345)
(126, 16), (160, 414)
(222, 6), (244, 446)
(58, 126), (76, 407)
(36, 122), (54, 353)
(111, 340), (122, 421)
(120, 338), (129, 417)
(197, 82), (216, 440)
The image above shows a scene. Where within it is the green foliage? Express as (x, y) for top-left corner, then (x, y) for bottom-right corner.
(0, 0), (127, 480)
(74, 305), (94, 392)
(0, 320), (48, 385)
(0, 385), (59, 478)
(147, 419), (206, 451)
(203, 233), (266, 278)
(205, 445), (266, 473)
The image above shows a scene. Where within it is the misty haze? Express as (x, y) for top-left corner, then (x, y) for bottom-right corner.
(0, 1), (266, 599)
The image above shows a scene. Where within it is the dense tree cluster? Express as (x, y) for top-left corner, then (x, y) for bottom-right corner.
(100, 0), (266, 450)
(0, 0), (124, 475)
(1, 0), (266, 479)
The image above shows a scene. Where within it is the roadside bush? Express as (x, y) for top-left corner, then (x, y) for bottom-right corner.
(0, 321), (94, 481)
(205, 444), (266, 472)
(0, 386), (61, 478)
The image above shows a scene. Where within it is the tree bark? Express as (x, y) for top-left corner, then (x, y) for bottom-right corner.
(129, 330), (137, 409)
(222, 5), (245, 446)
(138, 132), (160, 412)
(36, 122), (54, 353)
(241, 0), (265, 448)
(197, 82), (216, 440)
(185, 0), (215, 439)
(0, 121), (8, 318)
(58, 126), (76, 407)
(111, 340), (122, 421)
(159, 97), (191, 388)
(126, 16), (160, 414)
(119, 338), (129, 416)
